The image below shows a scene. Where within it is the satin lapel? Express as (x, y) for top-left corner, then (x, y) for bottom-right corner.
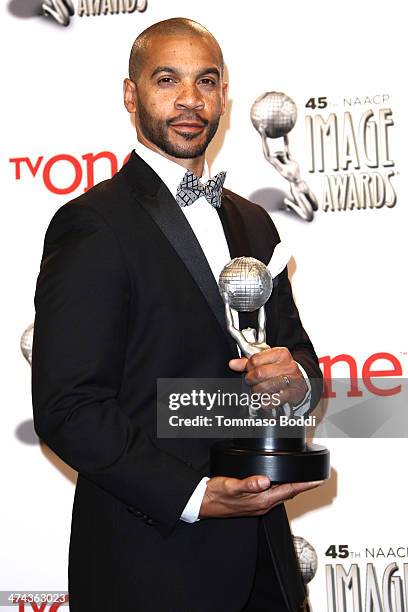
(121, 152), (238, 356)
(217, 195), (251, 260)
(217, 195), (258, 331)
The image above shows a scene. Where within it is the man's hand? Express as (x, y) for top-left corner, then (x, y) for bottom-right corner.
(199, 475), (323, 518)
(229, 347), (307, 408)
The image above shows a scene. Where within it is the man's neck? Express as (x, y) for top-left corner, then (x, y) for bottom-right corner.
(136, 136), (205, 177)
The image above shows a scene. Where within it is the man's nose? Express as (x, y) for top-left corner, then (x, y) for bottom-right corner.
(175, 82), (205, 111)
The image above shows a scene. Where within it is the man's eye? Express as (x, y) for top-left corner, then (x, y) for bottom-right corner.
(158, 77), (176, 85)
(199, 78), (216, 86)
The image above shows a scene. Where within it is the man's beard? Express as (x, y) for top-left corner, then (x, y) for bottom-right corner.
(137, 99), (220, 159)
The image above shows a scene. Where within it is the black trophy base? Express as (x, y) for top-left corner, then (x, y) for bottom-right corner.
(210, 440), (330, 483)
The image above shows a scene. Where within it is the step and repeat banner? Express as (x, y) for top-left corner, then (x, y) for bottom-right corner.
(1, 0), (406, 610)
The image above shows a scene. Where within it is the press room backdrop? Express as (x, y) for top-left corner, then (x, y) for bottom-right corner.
(1, 1), (406, 610)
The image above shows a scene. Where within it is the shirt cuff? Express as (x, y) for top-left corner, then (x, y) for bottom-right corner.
(180, 476), (210, 523)
(291, 361), (312, 416)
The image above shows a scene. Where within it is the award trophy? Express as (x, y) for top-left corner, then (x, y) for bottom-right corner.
(251, 91), (318, 222)
(210, 255), (329, 482)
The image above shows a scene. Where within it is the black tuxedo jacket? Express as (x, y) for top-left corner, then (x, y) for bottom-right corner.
(31, 151), (322, 612)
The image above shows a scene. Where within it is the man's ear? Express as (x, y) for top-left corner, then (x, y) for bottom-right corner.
(221, 81), (229, 116)
(123, 78), (137, 113)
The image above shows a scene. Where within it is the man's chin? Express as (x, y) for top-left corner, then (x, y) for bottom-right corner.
(162, 140), (207, 159)
(170, 148), (206, 159)
(163, 128), (211, 158)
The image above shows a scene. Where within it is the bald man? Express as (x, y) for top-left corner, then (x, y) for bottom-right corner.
(32, 18), (323, 612)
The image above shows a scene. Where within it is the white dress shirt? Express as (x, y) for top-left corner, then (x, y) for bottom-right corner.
(133, 141), (311, 523)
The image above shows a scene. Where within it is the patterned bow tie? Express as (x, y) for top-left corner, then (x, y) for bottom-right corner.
(176, 170), (226, 209)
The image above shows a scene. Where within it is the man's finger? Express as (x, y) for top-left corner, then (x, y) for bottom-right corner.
(276, 387), (306, 407)
(226, 475), (271, 494)
(247, 347), (290, 369)
(229, 357), (248, 372)
(267, 480), (324, 504)
(245, 368), (288, 389)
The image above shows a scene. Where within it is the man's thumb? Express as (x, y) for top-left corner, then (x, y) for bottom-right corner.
(229, 357), (248, 372)
(240, 475), (271, 493)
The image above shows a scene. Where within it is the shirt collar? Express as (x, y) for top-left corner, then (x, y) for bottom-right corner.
(134, 141), (210, 200)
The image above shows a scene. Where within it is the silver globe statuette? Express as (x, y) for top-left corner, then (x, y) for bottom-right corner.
(212, 249), (330, 482)
(250, 91), (319, 222)
(219, 257), (273, 358)
(219, 245), (291, 357)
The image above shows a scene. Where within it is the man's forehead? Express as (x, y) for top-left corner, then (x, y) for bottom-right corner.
(144, 34), (222, 69)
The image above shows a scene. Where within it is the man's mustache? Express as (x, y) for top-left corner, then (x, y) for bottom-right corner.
(166, 114), (209, 127)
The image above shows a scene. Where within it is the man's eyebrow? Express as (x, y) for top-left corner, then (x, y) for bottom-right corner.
(150, 66), (178, 78)
(150, 66), (221, 79)
(197, 67), (221, 80)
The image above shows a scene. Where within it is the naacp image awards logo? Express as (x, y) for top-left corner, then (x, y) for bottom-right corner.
(9, 0), (147, 27)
